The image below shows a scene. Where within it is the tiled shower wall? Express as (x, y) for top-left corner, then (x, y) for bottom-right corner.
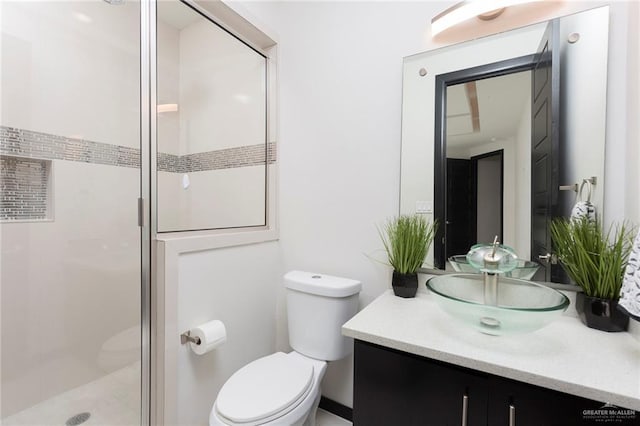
(0, 156), (50, 221)
(0, 125), (275, 221)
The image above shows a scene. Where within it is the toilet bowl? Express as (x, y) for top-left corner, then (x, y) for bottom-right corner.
(209, 352), (326, 426)
(209, 271), (361, 426)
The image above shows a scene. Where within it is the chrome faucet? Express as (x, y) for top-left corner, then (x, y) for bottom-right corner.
(466, 236), (517, 306)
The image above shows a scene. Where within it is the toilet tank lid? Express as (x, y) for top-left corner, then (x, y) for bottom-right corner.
(285, 270), (362, 298)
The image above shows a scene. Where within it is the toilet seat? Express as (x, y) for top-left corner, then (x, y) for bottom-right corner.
(215, 352), (314, 425)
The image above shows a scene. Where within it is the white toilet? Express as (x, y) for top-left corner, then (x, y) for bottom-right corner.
(209, 270), (362, 426)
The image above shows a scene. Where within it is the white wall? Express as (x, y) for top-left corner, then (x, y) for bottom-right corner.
(603, 2), (638, 227)
(558, 7), (608, 218)
(240, 0), (640, 409)
(173, 242), (280, 426)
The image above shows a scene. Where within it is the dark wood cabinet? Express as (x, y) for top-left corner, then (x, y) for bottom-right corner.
(485, 374), (622, 426)
(353, 340), (639, 426)
(353, 337), (487, 425)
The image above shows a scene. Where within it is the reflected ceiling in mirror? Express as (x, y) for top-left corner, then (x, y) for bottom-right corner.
(447, 72), (530, 149)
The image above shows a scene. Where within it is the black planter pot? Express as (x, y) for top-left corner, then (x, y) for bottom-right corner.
(392, 271), (418, 298)
(575, 292), (629, 332)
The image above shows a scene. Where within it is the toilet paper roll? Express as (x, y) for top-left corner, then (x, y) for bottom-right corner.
(189, 320), (227, 355)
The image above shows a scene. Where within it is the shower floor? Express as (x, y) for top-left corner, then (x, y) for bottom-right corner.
(2, 362), (140, 426)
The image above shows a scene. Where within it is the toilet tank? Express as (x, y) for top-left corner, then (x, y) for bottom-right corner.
(285, 271), (362, 361)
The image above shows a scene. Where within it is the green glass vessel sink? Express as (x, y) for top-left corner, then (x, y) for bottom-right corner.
(448, 255), (541, 280)
(426, 274), (570, 335)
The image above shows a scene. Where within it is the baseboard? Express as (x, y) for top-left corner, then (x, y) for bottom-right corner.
(319, 396), (353, 422)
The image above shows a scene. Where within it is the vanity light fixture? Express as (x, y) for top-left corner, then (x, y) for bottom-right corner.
(431, 0), (545, 37)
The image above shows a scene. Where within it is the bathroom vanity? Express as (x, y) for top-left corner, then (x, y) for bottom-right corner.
(342, 289), (640, 425)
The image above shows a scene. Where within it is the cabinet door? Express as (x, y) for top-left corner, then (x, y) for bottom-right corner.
(487, 375), (640, 426)
(354, 340), (488, 426)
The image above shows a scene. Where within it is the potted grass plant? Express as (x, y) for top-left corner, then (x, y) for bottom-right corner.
(550, 217), (635, 332)
(379, 215), (437, 298)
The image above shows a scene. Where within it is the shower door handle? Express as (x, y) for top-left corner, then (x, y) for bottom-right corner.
(138, 197), (144, 227)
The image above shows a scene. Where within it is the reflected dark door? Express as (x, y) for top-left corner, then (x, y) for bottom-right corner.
(531, 20), (561, 282)
(446, 159), (472, 259)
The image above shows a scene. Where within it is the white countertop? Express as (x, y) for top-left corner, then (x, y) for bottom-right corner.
(342, 289), (640, 411)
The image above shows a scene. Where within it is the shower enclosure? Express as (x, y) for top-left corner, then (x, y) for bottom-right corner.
(1, 0), (270, 423)
(1, 0), (150, 424)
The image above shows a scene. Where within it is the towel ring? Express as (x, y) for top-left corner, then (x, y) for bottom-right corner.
(578, 179), (592, 203)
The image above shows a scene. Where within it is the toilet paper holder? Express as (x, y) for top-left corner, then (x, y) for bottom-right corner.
(180, 320), (227, 355)
(180, 330), (201, 346)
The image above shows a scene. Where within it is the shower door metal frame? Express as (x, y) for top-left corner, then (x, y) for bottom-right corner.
(140, 0), (156, 425)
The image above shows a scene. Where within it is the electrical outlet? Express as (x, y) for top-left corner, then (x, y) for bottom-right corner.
(415, 201), (432, 214)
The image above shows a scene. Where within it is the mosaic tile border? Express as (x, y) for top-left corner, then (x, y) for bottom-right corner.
(158, 143), (276, 173)
(0, 126), (139, 168)
(0, 126), (276, 173)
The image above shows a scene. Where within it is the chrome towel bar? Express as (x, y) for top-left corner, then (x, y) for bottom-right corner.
(559, 176), (597, 192)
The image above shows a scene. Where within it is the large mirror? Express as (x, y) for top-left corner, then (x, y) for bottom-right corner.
(400, 6), (609, 282)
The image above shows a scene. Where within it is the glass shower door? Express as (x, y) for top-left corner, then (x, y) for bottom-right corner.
(1, 1), (143, 424)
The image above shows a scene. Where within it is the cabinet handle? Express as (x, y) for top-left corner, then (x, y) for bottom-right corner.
(461, 394), (468, 426)
(509, 404), (516, 426)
